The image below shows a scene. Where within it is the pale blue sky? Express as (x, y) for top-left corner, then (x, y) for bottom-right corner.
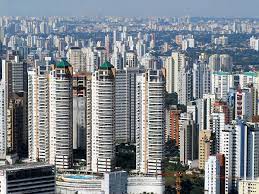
(0, 0), (258, 17)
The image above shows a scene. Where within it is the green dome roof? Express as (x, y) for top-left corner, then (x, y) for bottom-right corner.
(100, 61), (114, 70)
(56, 59), (71, 68)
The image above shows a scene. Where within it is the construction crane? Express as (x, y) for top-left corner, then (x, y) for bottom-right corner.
(158, 172), (183, 194)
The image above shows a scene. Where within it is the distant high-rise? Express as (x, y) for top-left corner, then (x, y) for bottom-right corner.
(199, 130), (213, 170)
(192, 61), (211, 99)
(219, 54), (232, 73)
(234, 88), (253, 120)
(209, 54), (220, 72)
(164, 56), (174, 94)
(209, 54), (232, 73)
(210, 112), (225, 153)
(125, 51), (138, 68)
(166, 106), (181, 145)
(250, 36), (259, 51)
(67, 47), (83, 72)
(204, 155), (221, 194)
(220, 126), (233, 194)
(141, 52), (159, 70)
(212, 72), (233, 100)
(172, 52), (186, 94)
(179, 113), (198, 165)
(136, 69), (165, 175)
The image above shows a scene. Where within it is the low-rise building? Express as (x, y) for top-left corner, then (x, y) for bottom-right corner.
(0, 163), (55, 194)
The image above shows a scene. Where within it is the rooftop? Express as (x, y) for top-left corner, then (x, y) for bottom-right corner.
(56, 59), (71, 68)
(99, 61), (114, 70)
(0, 162), (54, 171)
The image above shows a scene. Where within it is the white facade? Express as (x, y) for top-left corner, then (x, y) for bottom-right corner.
(172, 52), (186, 94)
(0, 60), (8, 160)
(136, 69), (165, 175)
(220, 126), (233, 194)
(91, 62), (116, 173)
(127, 175), (165, 194)
(49, 62), (73, 169)
(210, 112), (225, 153)
(234, 88), (253, 120)
(247, 124), (259, 179)
(28, 66), (50, 162)
(204, 156), (220, 194)
(67, 47), (83, 72)
(0, 80), (7, 160)
(212, 72), (233, 100)
(238, 178), (259, 194)
(250, 36), (259, 51)
(192, 62), (211, 99)
(165, 56), (174, 94)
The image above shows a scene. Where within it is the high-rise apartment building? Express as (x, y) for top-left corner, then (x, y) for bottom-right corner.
(0, 57), (28, 161)
(28, 65), (50, 162)
(28, 59), (73, 169)
(164, 56), (174, 94)
(67, 47), (83, 72)
(238, 178), (259, 194)
(166, 106), (181, 145)
(73, 72), (92, 154)
(125, 51), (138, 68)
(220, 126), (233, 194)
(212, 72), (233, 100)
(179, 113), (198, 165)
(136, 69), (165, 175)
(115, 68), (138, 143)
(172, 52), (186, 94)
(199, 130), (214, 170)
(210, 112), (225, 154)
(91, 61), (116, 173)
(234, 88), (253, 120)
(204, 156), (220, 194)
(49, 60), (73, 169)
(192, 61), (211, 99)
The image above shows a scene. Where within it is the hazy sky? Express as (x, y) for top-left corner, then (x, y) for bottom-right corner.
(0, 0), (258, 17)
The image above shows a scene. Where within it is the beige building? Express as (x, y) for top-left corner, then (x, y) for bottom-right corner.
(238, 178), (259, 194)
(199, 130), (213, 170)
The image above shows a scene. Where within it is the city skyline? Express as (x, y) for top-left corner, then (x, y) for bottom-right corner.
(1, 0), (259, 17)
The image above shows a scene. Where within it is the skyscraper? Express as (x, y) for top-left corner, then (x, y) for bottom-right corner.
(115, 68), (138, 143)
(72, 72), (92, 157)
(204, 155), (220, 194)
(199, 130), (214, 170)
(28, 65), (50, 163)
(192, 61), (211, 99)
(165, 56), (174, 94)
(136, 69), (165, 175)
(220, 126), (233, 194)
(179, 113), (198, 165)
(91, 61), (116, 173)
(172, 52), (186, 94)
(67, 47), (83, 72)
(48, 60), (73, 169)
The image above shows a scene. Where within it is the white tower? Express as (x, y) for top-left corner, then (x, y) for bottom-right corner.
(49, 60), (73, 169)
(136, 69), (165, 175)
(91, 61), (116, 173)
(204, 156), (220, 194)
